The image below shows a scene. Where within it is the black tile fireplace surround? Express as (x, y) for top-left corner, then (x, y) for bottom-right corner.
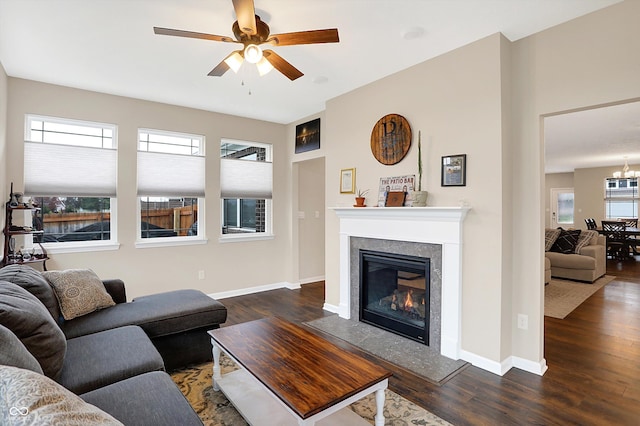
(360, 250), (430, 344)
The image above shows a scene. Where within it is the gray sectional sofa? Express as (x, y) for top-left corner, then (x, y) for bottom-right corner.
(0, 265), (227, 425)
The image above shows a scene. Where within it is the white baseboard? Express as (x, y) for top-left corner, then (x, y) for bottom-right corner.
(209, 281), (300, 300)
(322, 302), (340, 314)
(299, 275), (325, 285)
(459, 350), (548, 376)
(510, 356), (548, 376)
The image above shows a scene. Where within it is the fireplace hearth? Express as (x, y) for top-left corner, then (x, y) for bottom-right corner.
(360, 250), (430, 344)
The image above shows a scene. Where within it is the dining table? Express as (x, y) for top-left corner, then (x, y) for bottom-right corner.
(596, 225), (640, 257)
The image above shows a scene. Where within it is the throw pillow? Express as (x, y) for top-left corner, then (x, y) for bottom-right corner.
(42, 269), (115, 321)
(544, 228), (561, 252)
(0, 264), (62, 322)
(0, 365), (123, 425)
(0, 324), (44, 374)
(0, 282), (67, 379)
(574, 230), (599, 253)
(550, 228), (582, 254)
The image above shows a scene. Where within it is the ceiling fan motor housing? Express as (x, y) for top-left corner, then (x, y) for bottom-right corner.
(232, 15), (270, 44)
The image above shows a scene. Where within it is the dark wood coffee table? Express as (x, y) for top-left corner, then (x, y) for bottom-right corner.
(209, 317), (392, 425)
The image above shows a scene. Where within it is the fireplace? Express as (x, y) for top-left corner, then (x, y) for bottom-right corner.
(360, 250), (430, 344)
(332, 206), (469, 359)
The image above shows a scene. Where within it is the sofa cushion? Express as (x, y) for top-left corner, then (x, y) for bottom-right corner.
(545, 228), (561, 251)
(545, 251), (596, 270)
(574, 230), (599, 253)
(0, 264), (61, 321)
(550, 228), (581, 254)
(0, 365), (123, 425)
(0, 324), (43, 374)
(57, 325), (165, 395)
(0, 282), (66, 379)
(81, 371), (203, 426)
(62, 289), (227, 339)
(43, 269), (115, 320)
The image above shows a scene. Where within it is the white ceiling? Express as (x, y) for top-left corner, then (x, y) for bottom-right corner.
(544, 101), (640, 174)
(0, 0), (633, 173)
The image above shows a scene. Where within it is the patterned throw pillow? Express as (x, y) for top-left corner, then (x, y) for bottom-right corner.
(42, 269), (115, 321)
(545, 228), (561, 252)
(0, 365), (123, 425)
(574, 230), (598, 253)
(550, 228), (582, 254)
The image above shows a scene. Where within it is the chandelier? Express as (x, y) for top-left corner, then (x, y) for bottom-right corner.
(612, 157), (640, 178)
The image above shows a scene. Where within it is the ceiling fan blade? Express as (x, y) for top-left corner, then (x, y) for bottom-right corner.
(232, 0), (257, 36)
(154, 27), (236, 43)
(208, 50), (244, 76)
(263, 50), (303, 81)
(267, 29), (339, 46)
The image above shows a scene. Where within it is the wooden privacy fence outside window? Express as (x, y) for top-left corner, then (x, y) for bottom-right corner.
(43, 206), (197, 237)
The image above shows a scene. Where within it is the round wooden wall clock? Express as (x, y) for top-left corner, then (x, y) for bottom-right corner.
(370, 114), (412, 165)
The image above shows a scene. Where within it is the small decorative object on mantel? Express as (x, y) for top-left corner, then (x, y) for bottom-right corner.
(340, 168), (355, 194)
(411, 130), (428, 207)
(377, 175), (415, 207)
(385, 191), (406, 207)
(441, 154), (467, 187)
(354, 189), (369, 207)
(295, 118), (321, 153)
(370, 114), (412, 165)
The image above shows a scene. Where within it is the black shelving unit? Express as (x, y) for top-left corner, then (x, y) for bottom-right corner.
(2, 201), (49, 270)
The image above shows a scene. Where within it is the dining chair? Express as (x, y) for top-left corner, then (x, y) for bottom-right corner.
(601, 220), (629, 260)
(584, 218), (597, 230)
(620, 218), (639, 254)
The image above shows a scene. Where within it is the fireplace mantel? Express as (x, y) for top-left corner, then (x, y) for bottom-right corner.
(331, 206), (470, 360)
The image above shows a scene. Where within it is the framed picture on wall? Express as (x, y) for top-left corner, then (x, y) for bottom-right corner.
(340, 168), (355, 194)
(441, 154), (467, 187)
(295, 118), (321, 153)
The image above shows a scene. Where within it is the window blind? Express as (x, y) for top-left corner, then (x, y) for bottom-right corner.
(137, 151), (205, 197)
(220, 158), (272, 199)
(24, 141), (117, 197)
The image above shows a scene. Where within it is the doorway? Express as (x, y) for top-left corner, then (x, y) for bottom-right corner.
(296, 157), (325, 283)
(550, 188), (574, 229)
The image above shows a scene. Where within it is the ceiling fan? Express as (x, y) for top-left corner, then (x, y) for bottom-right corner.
(153, 0), (339, 81)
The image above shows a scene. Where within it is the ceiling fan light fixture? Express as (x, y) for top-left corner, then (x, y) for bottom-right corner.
(256, 56), (273, 76)
(224, 51), (244, 73)
(244, 44), (263, 63)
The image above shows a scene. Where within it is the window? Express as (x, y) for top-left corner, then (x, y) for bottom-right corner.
(605, 178), (638, 219)
(220, 140), (272, 238)
(137, 129), (205, 245)
(24, 115), (117, 250)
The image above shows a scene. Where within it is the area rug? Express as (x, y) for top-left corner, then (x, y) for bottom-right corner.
(170, 354), (452, 426)
(305, 315), (469, 385)
(545, 275), (615, 319)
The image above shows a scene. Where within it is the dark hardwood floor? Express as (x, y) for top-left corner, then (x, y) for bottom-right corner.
(218, 260), (640, 425)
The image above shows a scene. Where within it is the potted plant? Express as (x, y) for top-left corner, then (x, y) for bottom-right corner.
(412, 131), (428, 207)
(355, 189), (369, 207)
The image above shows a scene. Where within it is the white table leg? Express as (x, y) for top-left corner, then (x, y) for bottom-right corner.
(212, 341), (222, 391)
(374, 388), (385, 426)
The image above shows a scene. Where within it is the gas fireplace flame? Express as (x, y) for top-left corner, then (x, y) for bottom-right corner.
(404, 289), (414, 311)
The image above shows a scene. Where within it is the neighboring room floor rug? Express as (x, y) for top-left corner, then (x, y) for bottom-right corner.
(305, 315), (469, 385)
(545, 275), (615, 319)
(170, 355), (452, 426)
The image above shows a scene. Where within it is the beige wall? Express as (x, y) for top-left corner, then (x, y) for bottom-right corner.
(296, 157), (325, 282)
(510, 0), (640, 367)
(323, 33), (508, 365)
(5, 78), (291, 299)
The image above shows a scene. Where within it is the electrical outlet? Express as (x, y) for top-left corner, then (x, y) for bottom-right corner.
(517, 314), (528, 330)
(198, 270), (205, 280)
